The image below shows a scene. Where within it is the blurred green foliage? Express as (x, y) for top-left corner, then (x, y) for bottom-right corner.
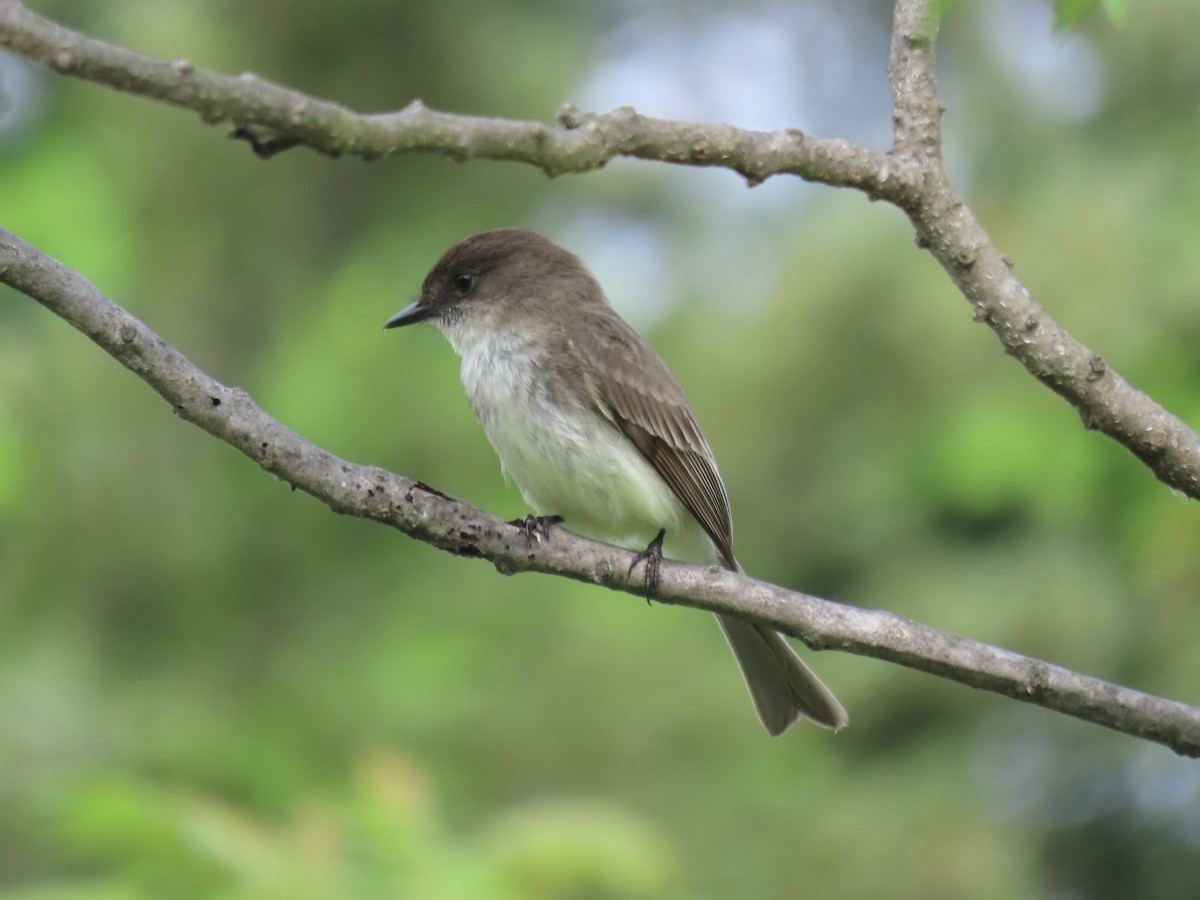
(2, 1), (1199, 898)
(1055, 0), (1129, 30)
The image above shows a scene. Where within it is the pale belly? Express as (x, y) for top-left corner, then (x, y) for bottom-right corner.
(456, 330), (708, 559)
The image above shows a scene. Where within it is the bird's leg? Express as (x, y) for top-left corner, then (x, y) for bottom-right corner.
(628, 528), (666, 603)
(509, 513), (564, 545)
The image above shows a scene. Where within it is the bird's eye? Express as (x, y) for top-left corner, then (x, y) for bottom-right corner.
(453, 272), (475, 294)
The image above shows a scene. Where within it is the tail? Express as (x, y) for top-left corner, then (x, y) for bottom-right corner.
(716, 614), (848, 735)
(713, 557), (847, 736)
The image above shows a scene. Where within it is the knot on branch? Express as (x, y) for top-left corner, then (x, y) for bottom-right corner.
(51, 43), (76, 72)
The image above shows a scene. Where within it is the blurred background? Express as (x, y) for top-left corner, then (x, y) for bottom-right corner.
(2, 0), (1199, 897)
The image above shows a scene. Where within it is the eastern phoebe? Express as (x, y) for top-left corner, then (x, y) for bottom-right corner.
(385, 228), (847, 735)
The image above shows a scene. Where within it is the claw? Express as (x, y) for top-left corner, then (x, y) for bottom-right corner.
(509, 513), (564, 545)
(628, 529), (666, 603)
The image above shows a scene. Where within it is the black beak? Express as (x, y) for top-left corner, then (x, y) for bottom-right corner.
(383, 298), (435, 329)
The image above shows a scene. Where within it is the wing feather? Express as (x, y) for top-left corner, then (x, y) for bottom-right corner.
(565, 307), (736, 568)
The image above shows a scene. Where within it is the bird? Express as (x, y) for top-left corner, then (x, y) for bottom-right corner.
(385, 228), (847, 735)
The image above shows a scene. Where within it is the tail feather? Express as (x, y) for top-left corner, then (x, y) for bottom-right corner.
(715, 613), (848, 736)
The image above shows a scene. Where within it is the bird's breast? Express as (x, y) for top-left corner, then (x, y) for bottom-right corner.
(455, 330), (689, 546)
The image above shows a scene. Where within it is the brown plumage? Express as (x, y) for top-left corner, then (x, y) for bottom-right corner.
(386, 229), (847, 735)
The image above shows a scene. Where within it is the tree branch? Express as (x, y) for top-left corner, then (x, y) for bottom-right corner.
(0, 0), (906, 190)
(2, 0), (1197, 499)
(889, 0), (943, 158)
(2, 225), (1198, 756)
(885, 0), (1200, 500)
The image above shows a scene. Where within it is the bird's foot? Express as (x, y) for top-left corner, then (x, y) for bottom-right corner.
(509, 514), (564, 545)
(628, 529), (666, 604)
